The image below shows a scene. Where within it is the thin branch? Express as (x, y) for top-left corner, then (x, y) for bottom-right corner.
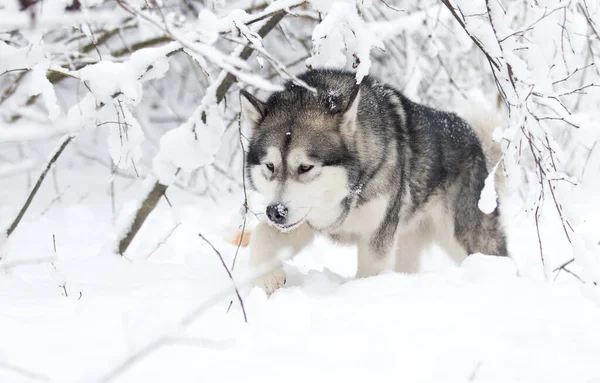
(3, 135), (73, 239)
(553, 258), (583, 282)
(215, 10), (287, 101)
(109, 35), (171, 58)
(553, 258), (574, 272)
(3, 20), (135, 110)
(581, 141), (597, 180)
(552, 63), (594, 85)
(439, 0), (501, 71)
(0, 361), (51, 383)
(144, 223), (181, 259)
(577, 2), (600, 42)
(380, 0), (404, 12)
(0, 68), (29, 77)
(198, 233), (247, 323)
(231, 113), (249, 271)
(558, 83), (599, 97)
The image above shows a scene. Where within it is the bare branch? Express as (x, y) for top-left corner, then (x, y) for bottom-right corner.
(3, 135), (73, 240)
(439, 0), (501, 71)
(198, 233), (247, 323)
(0, 360), (52, 382)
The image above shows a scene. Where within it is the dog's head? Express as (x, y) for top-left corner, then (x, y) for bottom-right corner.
(241, 77), (362, 232)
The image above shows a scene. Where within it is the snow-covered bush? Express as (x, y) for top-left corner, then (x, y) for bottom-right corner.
(1, 0), (598, 283)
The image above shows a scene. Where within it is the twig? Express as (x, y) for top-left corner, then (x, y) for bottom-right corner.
(0, 361), (51, 382)
(39, 185), (72, 217)
(553, 258), (583, 282)
(231, 113), (249, 271)
(3, 135), (73, 239)
(1, 256), (57, 271)
(380, 0), (403, 12)
(551, 63), (594, 85)
(558, 267), (584, 282)
(229, 22), (317, 92)
(553, 258), (574, 272)
(227, 114), (250, 313)
(439, 0), (500, 71)
(50, 234), (69, 297)
(198, 233), (247, 323)
(144, 224), (181, 259)
(581, 141), (597, 180)
(109, 36), (171, 58)
(577, 2), (600, 42)
(215, 10), (287, 101)
(558, 83), (599, 97)
(0, 68), (29, 77)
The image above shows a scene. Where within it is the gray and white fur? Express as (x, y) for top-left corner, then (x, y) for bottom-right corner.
(240, 69), (507, 294)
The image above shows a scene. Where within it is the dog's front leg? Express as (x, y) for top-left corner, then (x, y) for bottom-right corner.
(356, 236), (394, 279)
(249, 222), (314, 295)
(355, 202), (399, 279)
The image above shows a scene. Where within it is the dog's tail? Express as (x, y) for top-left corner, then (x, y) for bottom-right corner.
(463, 106), (503, 168)
(458, 97), (506, 196)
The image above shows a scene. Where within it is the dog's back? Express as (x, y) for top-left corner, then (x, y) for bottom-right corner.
(298, 70), (509, 257)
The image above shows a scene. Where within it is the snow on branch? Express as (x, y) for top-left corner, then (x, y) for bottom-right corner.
(0, 1), (296, 252)
(441, 0), (600, 282)
(116, 9), (288, 256)
(308, 1), (385, 83)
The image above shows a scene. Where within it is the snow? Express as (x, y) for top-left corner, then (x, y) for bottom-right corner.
(155, 124), (222, 173)
(109, 175), (159, 254)
(28, 61), (60, 121)
(78, 43), (178, 105)
(308, 1), (385, 83)
(369, 6), (443, 41)
(2, 0), (600, 381)
(0, 41), (44, 73)
(103, 103), (145, 171)
(478, 162), (499, 215)
(0, 9), (127, 32)
(153, 104), (226, 183)
(0, 164), (599, 382)
(0, 159), (36, 177)
(274, 203), (287, 217)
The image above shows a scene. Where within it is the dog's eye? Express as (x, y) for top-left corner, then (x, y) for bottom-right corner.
(265, 163), (274, 172)
(298, 164), (314, 174)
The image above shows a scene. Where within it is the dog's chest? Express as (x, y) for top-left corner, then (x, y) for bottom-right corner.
(329, 195), (390, 243)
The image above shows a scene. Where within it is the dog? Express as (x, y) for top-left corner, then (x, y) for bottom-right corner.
(240, 69), (507, 294)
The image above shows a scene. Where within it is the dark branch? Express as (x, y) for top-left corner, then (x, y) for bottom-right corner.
(4, 135), (73, 238)
(198, 233), (247, 323)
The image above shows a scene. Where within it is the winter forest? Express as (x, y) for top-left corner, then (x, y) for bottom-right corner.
(1, 0), (600, 381)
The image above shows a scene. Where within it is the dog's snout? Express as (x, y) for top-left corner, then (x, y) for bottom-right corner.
(266, 204), (288, 225)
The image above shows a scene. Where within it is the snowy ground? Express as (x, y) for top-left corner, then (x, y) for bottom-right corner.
(1, 161), (600, 383)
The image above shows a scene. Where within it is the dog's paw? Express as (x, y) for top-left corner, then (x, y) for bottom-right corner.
(255, 267), (286, 295)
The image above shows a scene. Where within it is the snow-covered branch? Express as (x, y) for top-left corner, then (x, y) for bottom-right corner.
(440, 0), (600, 282)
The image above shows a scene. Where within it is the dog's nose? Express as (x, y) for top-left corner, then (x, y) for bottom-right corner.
(266, 204), (288, 225)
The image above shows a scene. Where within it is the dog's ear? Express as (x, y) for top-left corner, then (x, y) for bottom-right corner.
(340, 86), (361, 141)
(240, 90), (266, 132)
